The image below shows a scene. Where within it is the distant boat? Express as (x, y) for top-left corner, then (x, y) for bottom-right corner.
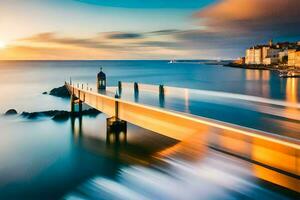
(168, 60), (176, 64)
(279, 71), (300, 78)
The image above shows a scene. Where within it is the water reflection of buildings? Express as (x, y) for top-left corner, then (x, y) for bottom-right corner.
(286, 78), (298, 103)
(245, 70), (270, 98)
(276, 78), (300, 138)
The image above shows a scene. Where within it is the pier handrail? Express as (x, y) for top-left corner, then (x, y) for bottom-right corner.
(119, 82), (300, 109)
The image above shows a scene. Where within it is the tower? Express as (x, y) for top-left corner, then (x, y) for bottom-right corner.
(97, 67), (106, 90)
(269, 39), (273, 47)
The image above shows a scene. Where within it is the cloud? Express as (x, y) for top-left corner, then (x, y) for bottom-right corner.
(193, 0), (300, 38)
(106, 32), (143, 39)
(20, 32), (119, 49)
(3, 31), (192, 60)
(175, 29), (260, 49)
(138, 41), (180, 49)
(155, 0), (300, 59)
(19, 31), (182, 50)
(148, 29), (180, 35)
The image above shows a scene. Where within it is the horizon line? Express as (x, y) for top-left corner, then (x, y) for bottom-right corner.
(0, 58), (234, 62)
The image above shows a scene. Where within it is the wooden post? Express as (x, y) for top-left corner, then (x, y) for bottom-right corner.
(159, 84), (165, 107)
(134, 82), (139, 102)
(118, 81), (122, 95)
(134, 82), (139, 94)
(159, 84), (164, 97)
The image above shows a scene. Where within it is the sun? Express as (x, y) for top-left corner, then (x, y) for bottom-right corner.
(0, 41), (7, 49)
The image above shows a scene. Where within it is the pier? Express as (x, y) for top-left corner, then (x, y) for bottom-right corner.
(66, 81), (300, 192)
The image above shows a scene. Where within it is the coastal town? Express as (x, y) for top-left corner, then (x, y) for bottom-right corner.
(231, 40), (300, 77)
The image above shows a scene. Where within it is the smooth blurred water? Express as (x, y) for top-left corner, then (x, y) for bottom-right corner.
(0, 60), (298, 199)
(0, 60), (299, 113)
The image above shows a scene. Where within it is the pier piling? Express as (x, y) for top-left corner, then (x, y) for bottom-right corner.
(134, 82), (139, 102)
(106, 117), (127, 145)
(159, 84), (165, 107)
(118, 81), (122, 95)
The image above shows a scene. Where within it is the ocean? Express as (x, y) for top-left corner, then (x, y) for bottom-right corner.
(0, 60), (298, 199)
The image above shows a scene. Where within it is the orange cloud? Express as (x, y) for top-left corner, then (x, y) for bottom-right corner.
(0, 30), (187, 60)
(0, 45), (117, 60)
(194, 0), (300, 36)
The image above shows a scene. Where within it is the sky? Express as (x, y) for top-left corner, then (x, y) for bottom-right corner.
(0, 0), (300, 60)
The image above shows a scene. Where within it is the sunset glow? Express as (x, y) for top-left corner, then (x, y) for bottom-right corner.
(0, 0), (299, 198)
(0, 41), (6, 49)
(0, 0), (299, 60)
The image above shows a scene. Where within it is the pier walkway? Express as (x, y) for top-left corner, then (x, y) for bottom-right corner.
(65, 82), (300, 192)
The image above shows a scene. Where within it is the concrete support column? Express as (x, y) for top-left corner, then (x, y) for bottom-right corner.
(78, 100), (82, 115)
(70, 95), (75, 114)
(115, 101), (119, 119)
(70, 92), (82, 117)
(106, 117), (127, 145)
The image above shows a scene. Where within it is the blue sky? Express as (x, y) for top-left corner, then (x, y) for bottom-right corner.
(0, 0), (299, 60)
(73, 0), (214, 8)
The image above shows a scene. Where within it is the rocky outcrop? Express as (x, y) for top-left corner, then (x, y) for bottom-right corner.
(52, 111), (70, 121)
(21, 108), (101, 121)
(4, 109), (18, 115)
(49, 85), (70, 98)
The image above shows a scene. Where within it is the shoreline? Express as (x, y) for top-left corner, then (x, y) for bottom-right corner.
(223, 63), (299, 73)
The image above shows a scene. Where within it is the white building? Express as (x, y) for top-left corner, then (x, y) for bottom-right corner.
(278, 49), (288, 63)
(245, 47), (263, 64)
(263, 48), (281, 65)
(245, 46), (273, 65)
(245, 40), (281, 65)
(288, 49), (300, 68)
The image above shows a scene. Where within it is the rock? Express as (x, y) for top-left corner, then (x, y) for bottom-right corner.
(82, 108), (101, 116)
(49, 85), (70, 98)
(20, 109), (100, 120)
(4, 109), (18, 115)
(21, 112), (39, 119)
(52, 111), (70, 121)
(42, 91), (47, 94)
